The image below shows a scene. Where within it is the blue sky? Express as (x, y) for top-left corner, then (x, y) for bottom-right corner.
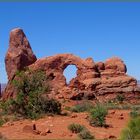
(0, 2), (140, 83)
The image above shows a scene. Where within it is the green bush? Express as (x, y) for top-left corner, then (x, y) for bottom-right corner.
(68, 123), (85, 133)
(40, 98), (61, 115)
(116, 94), (125, 102)
(120, 117), (140, 140)
(70, 101), (94, 113)
(0, 115), (10, 127)
(24, 97), (61, 119)
(1, 69), (61, 119)
(130, 107), (140, 118)
(64, 106), (71, 111)
(0, 119), (6, 127)
(78, 129), (94, 139)
(68, 123), (95, 139)
(0, 99), (13, 115)
(89, 104), (108, 127)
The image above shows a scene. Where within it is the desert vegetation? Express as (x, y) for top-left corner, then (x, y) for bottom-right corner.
(69, 100), (94, 113)
(0, 69), (61, 119)
(89, 103), (108, 127)
(68, 123), (85, 133)
(120, 106), (140, 140)
(120, 117), (140, 140)
(68, 123), (94, 139)
(78, 129), (94, 139)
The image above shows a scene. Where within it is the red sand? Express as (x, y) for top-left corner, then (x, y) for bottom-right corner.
(0, 110), (130, 139)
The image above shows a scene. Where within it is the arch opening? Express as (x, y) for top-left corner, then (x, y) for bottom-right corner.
(63, 65), (78, 85)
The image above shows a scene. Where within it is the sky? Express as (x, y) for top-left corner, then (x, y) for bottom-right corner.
(0, 2), (140, 83)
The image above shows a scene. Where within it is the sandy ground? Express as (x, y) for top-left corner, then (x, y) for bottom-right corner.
(0, 109), (130, 139)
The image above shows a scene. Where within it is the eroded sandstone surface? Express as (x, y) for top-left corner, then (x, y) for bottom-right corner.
(5, 28), (37, 80)
(2, 28), (140, 102)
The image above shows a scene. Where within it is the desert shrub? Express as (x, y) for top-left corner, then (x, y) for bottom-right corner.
(130, 107), (140, 118)
(23, 97), (61, 119)
(89, 104), (108, 127)
(68, 123), (95, 139)
(116, 94), (125, 102)
(64, 106), (71, 111)
(78, 129), (94, 139)
(0, 99), (13, 115)
(120, 117), (140, 140)
(13, 68), (50, 96)
(105, 102), (131, 110)
(70, 101), (94, 113)
(130, 108), (138, 118)
(0, 115), (10, 127)
(68, 123), (85, 133)
(132, 104), (140, 110)
(39, 98), (61, 115)
(0, 118), (6, 127)
(1, 69), (61, 119)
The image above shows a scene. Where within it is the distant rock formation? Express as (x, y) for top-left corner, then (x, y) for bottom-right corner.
(2, 28), (140, 102)
(5, 28), (37, 80)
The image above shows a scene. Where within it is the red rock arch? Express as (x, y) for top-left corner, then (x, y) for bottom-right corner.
(3, 28), (139, 102)
(30, 54), (97, 89)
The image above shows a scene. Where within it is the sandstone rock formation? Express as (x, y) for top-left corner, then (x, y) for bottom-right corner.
(5, 28), (37, 80)
(28, 54), (139, 102)
(2, 28), (140, 102)
(3, 28), (37, 99)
